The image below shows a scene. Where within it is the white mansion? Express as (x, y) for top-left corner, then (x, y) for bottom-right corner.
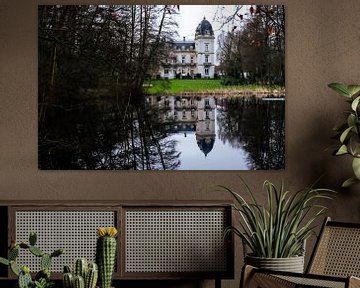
(158, 17), (215, 79)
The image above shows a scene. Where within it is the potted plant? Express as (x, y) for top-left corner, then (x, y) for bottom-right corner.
(0, 232), (63, 288)
(328, 83), (360, 187)
(221, 179), (334, 273)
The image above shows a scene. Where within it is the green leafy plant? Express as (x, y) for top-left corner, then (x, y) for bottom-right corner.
(0, 232), (63, 288)
(221, 179), (334, 258)
(328, 83), (360, 187)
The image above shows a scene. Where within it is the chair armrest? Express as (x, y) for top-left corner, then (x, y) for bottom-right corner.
(349, 276), (360, 288)
(240, 265), (350, 288)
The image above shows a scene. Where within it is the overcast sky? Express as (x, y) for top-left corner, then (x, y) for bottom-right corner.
(173, 5), (248, 63)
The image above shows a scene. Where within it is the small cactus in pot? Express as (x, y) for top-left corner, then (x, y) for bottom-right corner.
(96, 227), (118, 288)
(62, 259), (98, 288)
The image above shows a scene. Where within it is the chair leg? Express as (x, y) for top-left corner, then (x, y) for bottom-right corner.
(240, 265), (255, 288)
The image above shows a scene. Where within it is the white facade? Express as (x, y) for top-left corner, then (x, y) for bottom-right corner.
(147, 95), (216, 156)
(159, 17), (215, 79)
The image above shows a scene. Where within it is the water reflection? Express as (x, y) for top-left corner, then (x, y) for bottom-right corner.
(38, 94), (285, 170)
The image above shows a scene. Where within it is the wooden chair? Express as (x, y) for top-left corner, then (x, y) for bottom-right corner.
(241, 217), (360, 288)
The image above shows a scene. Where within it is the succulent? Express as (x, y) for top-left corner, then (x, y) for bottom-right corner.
(96, 227), (118, 288)
(63, 259), (98, 288)
(0, 232), (63, 288)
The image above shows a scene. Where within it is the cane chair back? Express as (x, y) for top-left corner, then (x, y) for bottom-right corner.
(307, 217), (360, 277)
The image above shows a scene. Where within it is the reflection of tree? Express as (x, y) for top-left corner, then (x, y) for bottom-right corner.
(217, 97), (285, 169)
(39, 99), (180, 170)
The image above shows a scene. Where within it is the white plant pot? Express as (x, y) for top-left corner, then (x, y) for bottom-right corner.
(245, 254), (305, 273)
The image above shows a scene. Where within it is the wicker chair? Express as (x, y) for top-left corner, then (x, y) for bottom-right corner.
(241, 217), (360, 288)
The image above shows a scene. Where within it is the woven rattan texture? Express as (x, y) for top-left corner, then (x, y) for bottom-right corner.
(309, 226), (360, 277)
(277, 275), (345, 288)
(125, 210), (227, 273)
(15, 211), (115, 272)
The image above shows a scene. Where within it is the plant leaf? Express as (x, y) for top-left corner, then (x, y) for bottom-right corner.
(328, 83), (351, 97)
(347, 85), (360, 97)
(352, 157), (360, 179)
(342, 177), (360, 188)
(351, 96), (360, 111)
(340, 126), (353, 143)
(336, 144), (348, 155)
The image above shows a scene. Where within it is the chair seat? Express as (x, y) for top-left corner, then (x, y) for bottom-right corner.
(243, 265), (360, 288)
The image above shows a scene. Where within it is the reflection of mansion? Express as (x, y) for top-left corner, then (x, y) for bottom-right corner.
(158, 17), (215, 79)
(147, 96), (216, 156)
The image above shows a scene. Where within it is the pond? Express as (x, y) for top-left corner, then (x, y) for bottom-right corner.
(38, 94), (285, 170)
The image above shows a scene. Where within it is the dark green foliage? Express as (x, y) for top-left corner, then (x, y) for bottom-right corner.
(85, 263), (98, 288)
(0, 257), (9, 266)
(328, 83), (360, 187)
(9, 247), (19, 260)
(50, 248), (63, 258)
(38, 5), (179, 170)
(40, 254), (52, 269)
(221, 178), (335, 258)
(74, 258), (87, 279)
(29, 246), (44, 257)
(29, 233), (37, 246)
(73, 275), (85, 288)
(10, 261), (20, 276)
(0, 233), (63, 288)
(63, 272), (74, 288)
(18, 270), (32, 288)
(63, 259), (98, 288)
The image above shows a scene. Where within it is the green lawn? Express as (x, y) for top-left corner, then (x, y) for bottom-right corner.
(145, 79), (283, 94)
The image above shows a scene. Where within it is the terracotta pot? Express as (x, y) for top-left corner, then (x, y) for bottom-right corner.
(245, 254), (305, 273)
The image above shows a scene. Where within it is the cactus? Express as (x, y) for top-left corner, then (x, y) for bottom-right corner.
(96, 227), (118, 288)
(18, 269), (32, 288)
(74, 258), (87, 279)
(74, 275), (85, 288)
(41, 253), (52, 270)
(29, 245), (44, 257)
(63, 259), (98, 288)
(63, 272), (74, 288)
(9, 246), (19, 260)
(0, 233), (63, 288)
(85, 262), (98, 288)
(29, 232), (37, 246)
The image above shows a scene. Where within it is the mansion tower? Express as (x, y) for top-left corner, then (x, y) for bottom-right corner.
(159, 17), (215, 79)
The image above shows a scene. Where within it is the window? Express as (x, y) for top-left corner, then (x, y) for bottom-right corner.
(206, 111), (210, 120)
(164, 69), (169, 75)
(205, 55), (209, 63)
(190, 56), (194, 64)
(190, 69), (194, 75)
(182, 56), (185, 64)
(205, 43), (209, 52)
(205, 68), (209, 75)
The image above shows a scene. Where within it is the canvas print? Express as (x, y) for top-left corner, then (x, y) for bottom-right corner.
(38, 5), (285, 170)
